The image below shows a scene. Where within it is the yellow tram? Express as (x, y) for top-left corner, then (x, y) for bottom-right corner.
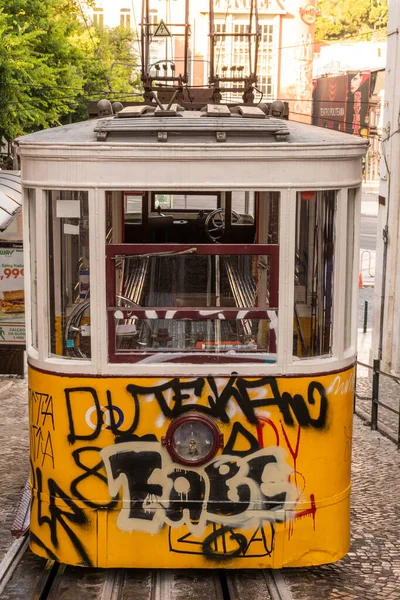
(17, 101), (367, 569)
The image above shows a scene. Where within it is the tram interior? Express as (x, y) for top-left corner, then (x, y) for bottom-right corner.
(108, 191), (278, 361)
(48, 189), (337, 363)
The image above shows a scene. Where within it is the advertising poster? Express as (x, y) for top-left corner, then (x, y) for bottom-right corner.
(312, 74), (348, 131)
(312, 71), (371, 138)
(346, 71), (371, 138)
(0, 243), (25, 344)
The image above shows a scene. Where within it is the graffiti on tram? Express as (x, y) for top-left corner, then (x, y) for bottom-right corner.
(28, 370), (354, 566)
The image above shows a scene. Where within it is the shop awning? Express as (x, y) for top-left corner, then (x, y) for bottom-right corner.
(0, 171), (22, 232)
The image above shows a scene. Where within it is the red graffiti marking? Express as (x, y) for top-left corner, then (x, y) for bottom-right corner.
(256, 417), (280, 448)
(295, 493), (316, 530)
(280, 422), (301, 462)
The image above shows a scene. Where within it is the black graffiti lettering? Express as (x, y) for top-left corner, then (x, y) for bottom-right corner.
(205, 460), (251, 516)
(30, 390), (56, 468)
(101, 442), (295, 541)
(31, 426), (55, 468)
(207, 377), (250, 423)
(109, 450), (162, 521)
(126, 377), (328, 429)
(29, 390), (55, 430)
(202, 526), (247, 560)
(223, 421), (260, 456)
(41, 431), (55, 468)
(65, 387), (102, 444)
(105, 390), (140, 441)
(41, 394), (55, 429)
(247, 455), (287, 511)
(307, 381), (328, 428)
(126, 378), (207, 420)
(166, 469), (206, 523)
(32, 467), (92, 566)
(70, 447), (117, 509)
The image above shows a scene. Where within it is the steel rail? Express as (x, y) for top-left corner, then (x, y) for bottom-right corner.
(0, 535), (29, 595)
(1, 544), (295, 600)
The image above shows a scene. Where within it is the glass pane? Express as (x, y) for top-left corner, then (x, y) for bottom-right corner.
(116, 254), (275, 309)
(48, 191), (90, 359)
(293, 191), (336, 358)
(125, 194), (143, 223)
(28, 189), (38, 348)
(345, 189), (356, 349)
(113, 314), (276, 359)
(111, 251), (278, 362)
(154, 194), (219, 211)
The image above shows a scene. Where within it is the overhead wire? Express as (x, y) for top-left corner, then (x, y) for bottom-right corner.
(76, 0), (97, 52)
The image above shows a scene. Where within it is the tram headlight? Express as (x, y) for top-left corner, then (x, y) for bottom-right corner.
(162, 414), (223, 466)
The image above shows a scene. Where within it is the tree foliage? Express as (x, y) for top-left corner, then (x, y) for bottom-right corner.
(0, 0), (140, 143)
(315, 0), (389, 41)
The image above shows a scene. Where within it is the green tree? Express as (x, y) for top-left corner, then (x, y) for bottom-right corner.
(69, 25), (141, 123)
(315, 0), (389, 41)
(0, 0), (140, 142)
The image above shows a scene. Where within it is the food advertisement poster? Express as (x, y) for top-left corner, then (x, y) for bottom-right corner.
(0, 244), (25, 344)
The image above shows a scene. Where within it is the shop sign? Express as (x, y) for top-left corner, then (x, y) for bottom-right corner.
(0, 244), (25, 344)
(299, 4), (321, 24)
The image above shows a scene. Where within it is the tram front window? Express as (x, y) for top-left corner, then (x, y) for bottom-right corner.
(293, 190), (336, 358)
(106, 190), (279, 363)
(47, 191), (90, 359)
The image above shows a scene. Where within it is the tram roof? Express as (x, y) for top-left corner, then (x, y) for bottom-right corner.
(16, 108), (368, 150)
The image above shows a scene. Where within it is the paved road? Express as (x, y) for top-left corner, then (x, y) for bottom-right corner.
(283, 418), (400, 600)
(360, 215), (377, 251)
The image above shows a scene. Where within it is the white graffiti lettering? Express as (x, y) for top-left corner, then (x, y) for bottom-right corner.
(100, 442), (297, 537)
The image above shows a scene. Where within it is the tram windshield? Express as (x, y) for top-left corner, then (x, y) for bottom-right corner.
(105, 190), (279, 364)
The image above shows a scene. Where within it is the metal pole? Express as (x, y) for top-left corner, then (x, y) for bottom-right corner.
(363, 300), (368, 333)
(371, 358), (380, 430)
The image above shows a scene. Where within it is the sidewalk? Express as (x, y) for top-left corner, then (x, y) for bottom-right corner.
(361, 181), (379, 217)
(360, 182), (378, 288)
(0, 372), (399, 599)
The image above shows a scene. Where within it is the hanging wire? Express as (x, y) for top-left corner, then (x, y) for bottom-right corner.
(131, 0), (142, 60)
(76, 0), (97, 52)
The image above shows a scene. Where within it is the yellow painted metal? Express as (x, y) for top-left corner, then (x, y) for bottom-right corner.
(28, 365), (354, 568)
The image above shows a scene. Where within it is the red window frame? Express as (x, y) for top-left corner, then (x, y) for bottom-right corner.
(106, 243), (279, 363)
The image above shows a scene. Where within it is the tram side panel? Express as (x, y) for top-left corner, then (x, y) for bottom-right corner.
(28, 365), (353, 568)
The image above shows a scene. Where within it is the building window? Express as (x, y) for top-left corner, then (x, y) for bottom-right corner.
(93, 7), (104, 27)
(213, 18), (275, 102)
(120, 8), (131, 29)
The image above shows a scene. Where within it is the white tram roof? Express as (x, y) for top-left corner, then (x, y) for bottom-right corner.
(16, 107), (368, 150)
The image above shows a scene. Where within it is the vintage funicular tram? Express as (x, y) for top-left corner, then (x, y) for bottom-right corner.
(18, 101), (367, 569)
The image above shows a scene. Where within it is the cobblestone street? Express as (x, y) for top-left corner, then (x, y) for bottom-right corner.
(0, 375), (399, 599)
(282, 417), (400, 600)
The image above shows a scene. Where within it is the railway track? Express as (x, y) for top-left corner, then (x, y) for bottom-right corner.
(0, 537), (294, 600)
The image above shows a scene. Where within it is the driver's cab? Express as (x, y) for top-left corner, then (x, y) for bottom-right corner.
(121, 191), (256, 245)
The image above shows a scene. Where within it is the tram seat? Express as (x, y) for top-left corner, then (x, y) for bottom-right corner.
(148, 215), (174, 242)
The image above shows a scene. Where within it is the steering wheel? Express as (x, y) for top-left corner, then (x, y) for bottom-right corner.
(205, 209), (242, 243)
